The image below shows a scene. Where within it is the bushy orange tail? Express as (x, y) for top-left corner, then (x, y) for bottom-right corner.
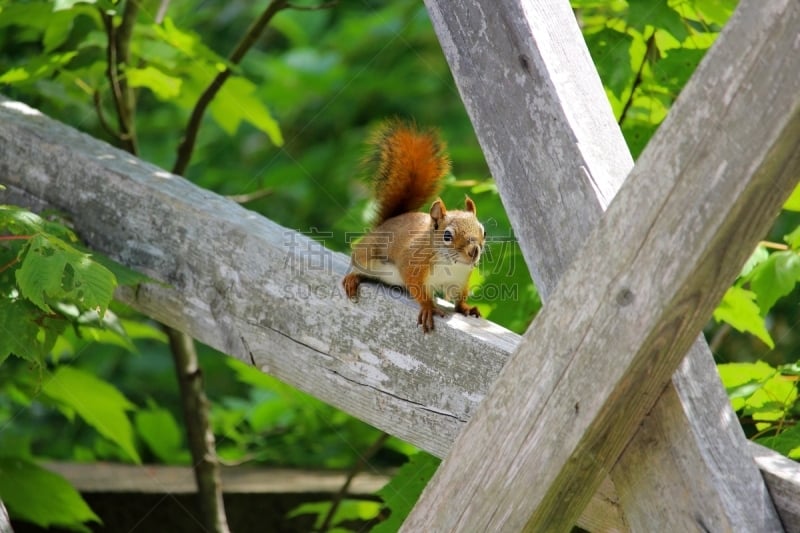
(366, 120), (450, 226)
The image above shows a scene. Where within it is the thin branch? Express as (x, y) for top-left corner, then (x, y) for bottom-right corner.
(0, 235), (32, 241)
(114, 0), (140, 152)
(319, 432), (390, 532)
(93, 91), (124, 140)
(155, 0), (170, 23)
(100, 10), (137, 154)
(166, 327), (230, 533)
(617, 30), (656, 127)
(172, 0), (291, 175)
(0, 257), (19, 274)
(760, 240), (790, 251)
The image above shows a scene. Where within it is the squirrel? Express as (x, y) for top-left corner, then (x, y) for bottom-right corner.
(342, 120), (485, 332)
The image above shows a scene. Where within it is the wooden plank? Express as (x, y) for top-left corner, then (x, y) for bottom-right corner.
(0, 500), (11, 533)
(752, 443), (800, 533)
(0, 98), (508, 460)
(402, 0), (800, 530)
(43, 462), (388, 495)
(0, 98), (625, 528)
(423, 0), (785, 530)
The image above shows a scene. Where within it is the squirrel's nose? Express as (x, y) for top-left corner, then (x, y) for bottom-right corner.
(468, 246), (479, 260)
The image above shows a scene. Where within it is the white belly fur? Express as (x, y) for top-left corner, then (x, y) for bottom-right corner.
(426, 261), (473, 295)
(358, 259), (473, 299)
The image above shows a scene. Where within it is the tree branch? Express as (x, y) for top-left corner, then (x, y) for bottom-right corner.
(166, 327), (230, 533)
(617, 30), (656, 127)
(319, 432), (390, 532)
(172, 0), (291, 175)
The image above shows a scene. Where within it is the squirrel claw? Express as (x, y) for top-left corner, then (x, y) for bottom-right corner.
(456, 302), (481, 318)
(418, 306), (445, 333)
(342, 273), (360, 301)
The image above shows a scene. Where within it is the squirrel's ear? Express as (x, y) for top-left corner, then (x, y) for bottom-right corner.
(465, 195), (477, 215)
(430, 198), (447, 229)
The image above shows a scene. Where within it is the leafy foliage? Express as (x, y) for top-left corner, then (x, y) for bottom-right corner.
(0, 458), (101, 532)
(2, 0), (800, 531)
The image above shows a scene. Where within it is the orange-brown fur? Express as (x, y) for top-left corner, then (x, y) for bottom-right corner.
(343, 121), (484, 332)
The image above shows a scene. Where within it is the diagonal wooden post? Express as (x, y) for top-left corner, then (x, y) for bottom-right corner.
(422, 0), (788, 530)
(403, 0), (800, 530)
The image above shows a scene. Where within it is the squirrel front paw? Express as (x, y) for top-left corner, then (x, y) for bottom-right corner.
(418, 305), (445, 333)
(455, 301), (481, 318)
(342, 273), (361, 300)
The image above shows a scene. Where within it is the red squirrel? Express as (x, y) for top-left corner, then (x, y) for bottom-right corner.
(342, 120), (484, 332)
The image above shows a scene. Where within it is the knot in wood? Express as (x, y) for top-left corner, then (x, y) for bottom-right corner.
(518, 54), (530, 73)
(615, 288), (634, 307)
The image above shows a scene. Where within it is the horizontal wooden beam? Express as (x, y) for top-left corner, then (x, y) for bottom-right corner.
(403, 0), (800, 530)
(44, 462), (387, 495)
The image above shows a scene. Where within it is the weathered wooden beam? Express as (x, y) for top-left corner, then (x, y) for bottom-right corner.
(752, 443), (800, 533)
(423, 0), (786, 530)
(0, 97), (628, 527)
(0, 98), (504, 459)
(403, 0), (800, 530)
(44, 462), (388, 495)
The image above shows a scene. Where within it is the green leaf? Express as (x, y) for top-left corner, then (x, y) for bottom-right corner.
(0, 205), (77, 241)
(126, 66), (183, 100)
(16, 234), (117, 316)
(627, 0), (688, 41)
(53, 0), (97, 10)
(750, 251), (800, 314)
(783, 182), (800, 212)
(0, 458), (100, 531)
(712, 287), (774, 349)
(83, 248), (152, 287)
(41, 366), (141, 463)
(372, 452), (440, 533)
(739, 245), (769, 279)
(691, 0), (737, 26)
(757, 423), (800, 459)
(135, 407), (187, 463)
(785, 226), (800, 250)
(717, 361), (776, 411)
(0, 298), (53, 365)
(652, 48), (706, 94)
(0, 51), (77, 85)
(288, 500), (381, 530)
(210, 76), (284, 146)
(584, 27), (634, 99)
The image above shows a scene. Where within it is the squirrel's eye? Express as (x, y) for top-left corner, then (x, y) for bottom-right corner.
(443, 229), (453, 243)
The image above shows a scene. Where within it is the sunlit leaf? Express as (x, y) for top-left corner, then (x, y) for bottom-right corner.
(210, 76), (284, 146)
(750, 251), (800, 314)
(627, 0), (688, 41)
(16, 234), (117, 316)
(712, 287), (774, 349)
(783, 182), (800, 212)
(127, 66), (183, 100)
(739, 245), (769, 279)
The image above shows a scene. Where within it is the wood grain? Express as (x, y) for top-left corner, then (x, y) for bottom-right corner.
(403, 0), (800, 530)
(425, 0), (787, 530)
